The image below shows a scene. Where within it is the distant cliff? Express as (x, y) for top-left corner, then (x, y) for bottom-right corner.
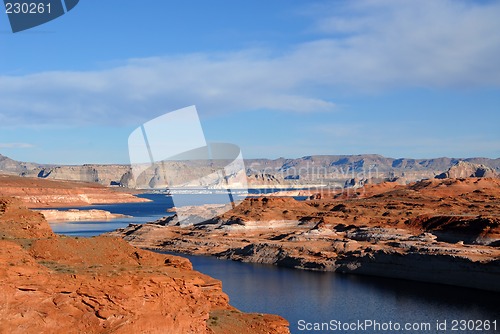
(1, 153), (499, 188)
(435, 161), (498, 179)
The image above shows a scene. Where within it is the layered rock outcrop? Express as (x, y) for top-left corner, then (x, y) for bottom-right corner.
(0, 174), (148, 207)
(435, 161), (498, 179)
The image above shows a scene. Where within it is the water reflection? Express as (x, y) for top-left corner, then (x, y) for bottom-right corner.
(170, 253), (500, 334)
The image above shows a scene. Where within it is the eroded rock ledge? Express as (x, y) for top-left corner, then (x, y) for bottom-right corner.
(0, 197), (289, 333)
(0, 174), (149, 207)
(111, 178), (500, 292)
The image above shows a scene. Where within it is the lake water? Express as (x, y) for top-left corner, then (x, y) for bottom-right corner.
(49, 191), (307, 236)
(175, 253), (500, 334)
(49, 193), (175, 236)
(50, 194), (500, 334)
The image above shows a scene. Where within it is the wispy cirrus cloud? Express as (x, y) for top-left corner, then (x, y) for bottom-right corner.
(306, 0), (500, 89)
(0, 0), (499, 127)
(0, 142), (34, 149)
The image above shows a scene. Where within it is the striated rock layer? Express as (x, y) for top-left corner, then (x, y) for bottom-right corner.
(111, 178), (500, 292)
(2, 153), (500, 189)
(0, 174), (149, 207)
(0, 197), (289, 333)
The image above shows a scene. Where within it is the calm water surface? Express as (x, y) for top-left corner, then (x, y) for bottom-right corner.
(175, 253), (500, 334)
(49, 193), (175, 236)
(50, 194), (500, 334)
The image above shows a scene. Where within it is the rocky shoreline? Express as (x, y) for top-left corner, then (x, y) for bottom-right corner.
(110, 178), (500, 292)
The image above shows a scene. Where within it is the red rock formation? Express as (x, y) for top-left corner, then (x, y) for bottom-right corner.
(0, 174), (149, 207)
(0, 197), (290, 333)
(112, 178), (500, 291)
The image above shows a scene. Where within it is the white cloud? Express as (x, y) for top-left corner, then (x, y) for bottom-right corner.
(0, 0), (499, 126)
(300, 0), (500, 89)
(0, 142), (34, 149)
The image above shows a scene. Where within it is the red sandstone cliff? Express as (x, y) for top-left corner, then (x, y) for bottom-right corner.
(0, 197), (289, 333)
(0, 174), (149, 207)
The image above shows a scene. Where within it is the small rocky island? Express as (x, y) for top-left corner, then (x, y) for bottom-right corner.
(36, 209), (131, 222)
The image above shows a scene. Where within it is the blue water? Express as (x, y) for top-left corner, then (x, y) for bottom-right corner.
(49, 193), (174, 236)
(49, 191), (307, 236)
(50, 193), (500, 334)
(174, 253), (500, 334)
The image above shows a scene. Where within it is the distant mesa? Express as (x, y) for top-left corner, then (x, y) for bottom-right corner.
(435, 161), (498, 179)
(2, 153), (500, 189)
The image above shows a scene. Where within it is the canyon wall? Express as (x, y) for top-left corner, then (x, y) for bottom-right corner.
(2, 153), (499, 188)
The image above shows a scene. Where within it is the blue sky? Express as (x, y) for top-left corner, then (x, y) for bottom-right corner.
(0, 0), (499, 164)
